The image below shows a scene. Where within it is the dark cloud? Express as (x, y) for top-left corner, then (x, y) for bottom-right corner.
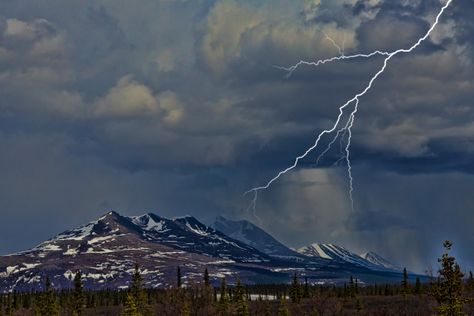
(0, 0), (473, 272)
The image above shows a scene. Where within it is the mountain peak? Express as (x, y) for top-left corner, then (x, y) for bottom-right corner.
(361, 251), (401, 271)
(298, 243), (401, 272)
(299, 243), (334, 260)
(98, 210), (121, 220)
(211, 216), (303, 260)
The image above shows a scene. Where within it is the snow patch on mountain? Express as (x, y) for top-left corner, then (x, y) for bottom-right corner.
(361, 251), (401, 271)
(298, 243), (400, 272)
(211, 216), (303, 260)
(131, 214), (169, 233)
(298, 243), (332, 259)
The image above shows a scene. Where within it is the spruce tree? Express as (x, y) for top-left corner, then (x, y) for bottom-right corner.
(35, 276), (59, 316)
(233, 279), (244, 304)
(121, 293), (141, 316)
(415, 277), (422, 295)
(277, 296), (289, 316)
(131, 264), (143, 298)
(236, 298), (249, 316)
(181, 301), (190, 316)
(71, 271), (85, 316)
(233, 279), (249, 316)
(289, 273), (302, 304)
(468, 271), (474, 291)
(401, 267), (409, 295)
(430, 240), (469, 316)
(11, 292), (18, 312)
(355, 297), (363, 313)
(303, 277), (310, 298)
(349, 276), (355, 298)
(177, 266), (182, 288)
(264, 300), (272, 316)
(4, 294), (12, 316)
(130, 264), (151, 316)
(218, 278), (229, 315)
(204, 268), (210, 287)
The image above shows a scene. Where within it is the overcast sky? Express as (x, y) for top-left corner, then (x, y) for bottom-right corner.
(0, 0), (473, 273)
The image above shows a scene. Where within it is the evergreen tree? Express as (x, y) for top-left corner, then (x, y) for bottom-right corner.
(4, 294), (12, 316)
(277, 296), (289, 316)
(289, 273), (302, 304)
(468, 271), (474, 290)
(401, 267), (409, 295)
(181, 301), (190, 316)
(355, 297), (363, 313)
(131, 264), (143, 299)
(303, 277), (310, 298)
(236, 298), (249, 316)
(177, 266), (182, 288)
(218, 278), (229, 315)
(415, 277), (422, 295)
(35, 276), (59, 316)
(264, 300), (272, 316)
(11, 292), (18, 312)
(121, 293), (141, 316)
(349, 276), (355, 298)
(430, 240), (469, 316)
(204, 268), (210, 287)
(71, 271), (85, 316)
(233, 278), (244, 304)
(233, 279), (249, 316)
(130, 264), (151, 316)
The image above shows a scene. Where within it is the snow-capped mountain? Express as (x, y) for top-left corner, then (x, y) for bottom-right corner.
(361, 251), (401, 271)
(0, 211), (273, 292)
(211, 217), (400, 273)
(41, 211), (268, 263)
(0, 211), (407, 292)
(297, 243), (400, 272)
(130, 213), (270, 262)
(211, 216), (304, 260)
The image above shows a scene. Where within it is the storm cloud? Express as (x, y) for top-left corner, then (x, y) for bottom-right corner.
(0, 0), (473, 273)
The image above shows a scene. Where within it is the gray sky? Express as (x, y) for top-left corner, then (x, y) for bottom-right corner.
(0, 0), (473, 273)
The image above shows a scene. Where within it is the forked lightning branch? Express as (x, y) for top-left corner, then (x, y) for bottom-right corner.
(246, 0), (454, 215)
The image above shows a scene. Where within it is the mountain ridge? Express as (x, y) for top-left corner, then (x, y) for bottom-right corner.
(212, 216), (401, 272)
(0, 211), (408, 293)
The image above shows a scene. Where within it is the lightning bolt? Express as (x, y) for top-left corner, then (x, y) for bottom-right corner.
(323, 31), (345, 56)
(246, 0), (453, 214)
